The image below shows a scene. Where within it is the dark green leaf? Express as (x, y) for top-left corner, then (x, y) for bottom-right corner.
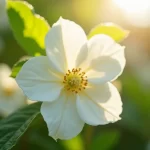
(0, 102), (41, 150)
(7, 1), (50, 56)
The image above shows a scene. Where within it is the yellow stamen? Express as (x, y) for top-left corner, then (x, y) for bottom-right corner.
(3, 87), (15, 96)
(63, 68), (88, 94)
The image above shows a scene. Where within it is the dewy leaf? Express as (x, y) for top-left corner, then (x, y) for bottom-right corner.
(7, 1), (50, 56)
(11, 59), (29, 78)
(0, 102), (41, 150)
(88, 23), (129, 42)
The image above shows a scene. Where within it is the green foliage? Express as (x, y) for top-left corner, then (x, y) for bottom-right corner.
(88, 23), (129, 42)
(60, 135), (84, 150)
(12, 113), (65, 150)
(7, 1), (50, 56)
(0, 102), (41, 150)
(11, 59), (28, 78)
(90, 130), (120, 150)
(120, 71), (150, 137)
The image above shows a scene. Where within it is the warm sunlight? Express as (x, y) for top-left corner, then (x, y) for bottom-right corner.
(113, 0), (150, 27)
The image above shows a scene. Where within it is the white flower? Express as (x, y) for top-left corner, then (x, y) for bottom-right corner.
(0, 64), (26, 117)
(16, 17), (126, 140)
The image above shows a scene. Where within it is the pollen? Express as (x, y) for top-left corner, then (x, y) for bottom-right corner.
(3, 87), (15, 96)
(63, 68), (88, 94)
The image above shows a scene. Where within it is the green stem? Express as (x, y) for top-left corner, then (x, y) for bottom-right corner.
(84, 125), (95, 150)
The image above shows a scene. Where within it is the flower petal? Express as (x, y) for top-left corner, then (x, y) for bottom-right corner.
(76, 34), (125, 83)
(41, 91), (84, 140)
(87, 55), (125, 84)
(45, 17), (87, 73)
(16, 56), (63, 102)
(76, 83), (122, 125)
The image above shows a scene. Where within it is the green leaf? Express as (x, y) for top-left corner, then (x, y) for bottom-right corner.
(60, 135), (84, 150)
(90, 130), (120, 150)
(7, 1), (50, 56)
(10, 59), (28, 78)
(0, 102), (41, 150)
(88, 23), (129, 42)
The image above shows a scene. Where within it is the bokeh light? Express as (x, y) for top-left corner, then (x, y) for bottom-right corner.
(112, 0), (150, 27)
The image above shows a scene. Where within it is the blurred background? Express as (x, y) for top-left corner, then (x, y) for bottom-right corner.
(0, 0), (150, 150)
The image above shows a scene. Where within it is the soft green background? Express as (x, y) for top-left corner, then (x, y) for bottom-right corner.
(0, 0), (150, 150)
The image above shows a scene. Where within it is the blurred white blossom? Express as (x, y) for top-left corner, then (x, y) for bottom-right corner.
(0, 0), (9, 30)
(0, 64), (26, 117)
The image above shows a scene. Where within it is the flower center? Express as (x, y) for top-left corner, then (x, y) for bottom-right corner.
(63, 68), (88, 93)
(3, 87), (15, 96)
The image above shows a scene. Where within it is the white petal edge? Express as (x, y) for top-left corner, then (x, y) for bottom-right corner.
(45, 17), (87, 73)
(87, 52), (125, 84)
(16, 56), (63, 102)
(41, 91), (84, 140)
(76, 34), (125, 83)
(0, 63), (11, 78)
(76, 34), (115, 69)
(76, 83), (122, 126)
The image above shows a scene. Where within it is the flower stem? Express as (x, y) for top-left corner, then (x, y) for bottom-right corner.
(84, 125), (94, 150)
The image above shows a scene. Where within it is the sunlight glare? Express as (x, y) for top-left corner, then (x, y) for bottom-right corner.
(113, 0), (150, 27)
